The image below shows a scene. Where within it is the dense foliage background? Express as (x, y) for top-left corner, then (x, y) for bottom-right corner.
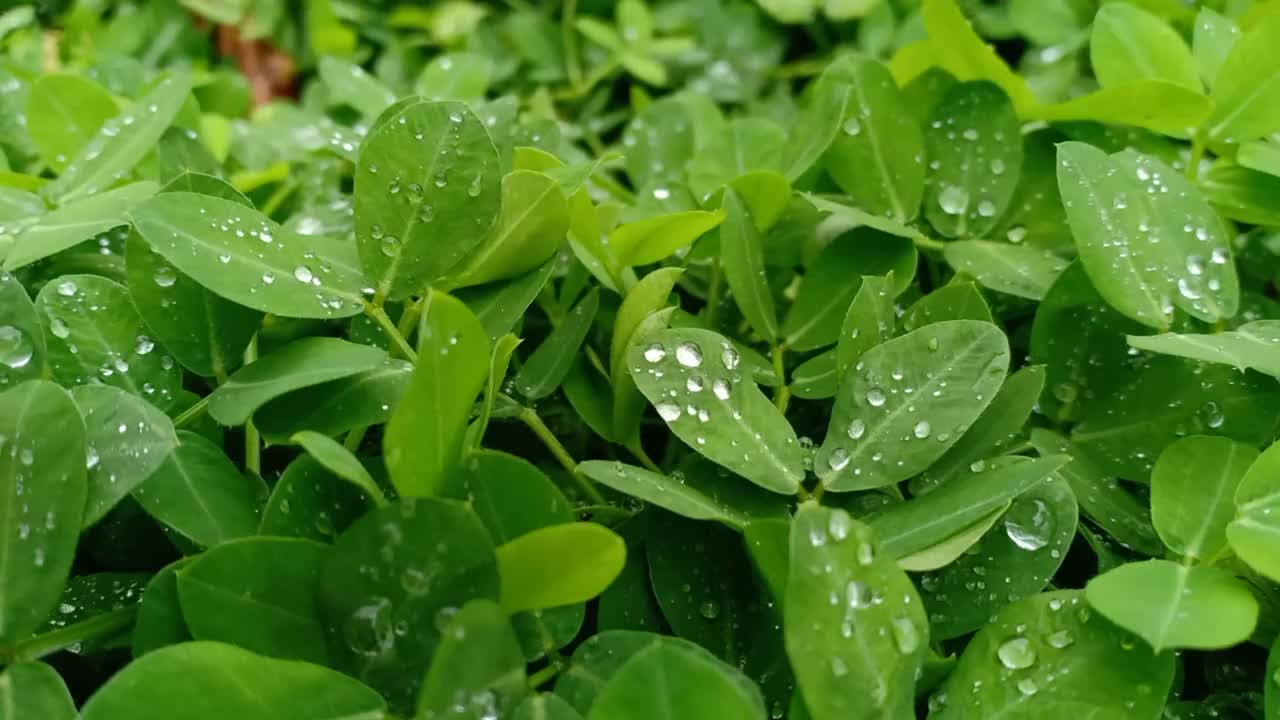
(4, 0), (1280, 718)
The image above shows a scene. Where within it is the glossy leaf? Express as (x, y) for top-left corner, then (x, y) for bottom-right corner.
(587, 642), (764, 720)
(497, 523), (625, 613)
(292, 431), (385, 505)
(418, 599), (527, 719)
(628, 327), (804, 494)
(1090, 3), (1200, 90)
(0, 271), (44, 386)
(25, 74), (117, 172)
(786, 503), (926, 720)
(5, 181), (157, 270)
(253, 358), (412, 442)
(1228, 441), (1280, 583)
(721, 187), (777, 342)
(816, 320), (1009, 491)
(609, 210), (724, 267)
(920, 0), (1038, 115)
(0, 662), (77, 720)
(1151, 436), (1256, 560)
(449, 169), (569, 288)
(257, 455), (369, 543)
(384, 290), (490, 497)
(1208, 12), (1280, 142)
(577, 459), (786, 530)
(943, 241), (1069, 300)
(836, 273), (896, 377)
(72, 385), (177, 527)
(515, 288), (599, 400)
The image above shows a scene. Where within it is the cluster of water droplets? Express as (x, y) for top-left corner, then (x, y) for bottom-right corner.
(640, 339), (750, 453)
(928, 108), (1015, 227)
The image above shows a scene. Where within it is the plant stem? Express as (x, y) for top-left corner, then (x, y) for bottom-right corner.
(562, 0), (582, 88)
(343, 426), (369, 452)
(626, 438), (662, 473)
(705, 257), (723, 330)
(1187, 131), (1207, 181)
(519, 407), (606, 504)
(244, 336), (260, 476)
(910, 231), (947, 253)
(771, 345), (791, 414)
(528, 661), (562, 689)
(11, 607), (137, 662)
(173, 394), (210, 428)
(366, 303), (418, 363)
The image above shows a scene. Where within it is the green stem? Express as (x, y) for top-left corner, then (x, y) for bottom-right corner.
(705, 257), (723, 330)
(910, 231), (947, 253)
(528, 661), (563, 690)
(519, 407), (606, 504)
(626, 438), (662, 473)
(11, 607), (137, 662)
(562, 0), (582, 88)
(173, 394), (210, 429)
(365, 303), (418, 363)
(396, 297), (424, 344)
(244, 336), (260, 476)
(771, 345), (791, 414)
(261, 178), (298, 219)
(1187, 131), (1207, 181)
(343, 426), (369, 452)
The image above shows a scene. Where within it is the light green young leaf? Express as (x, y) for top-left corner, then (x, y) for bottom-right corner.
(497, 523), (625, 613)
(384, 290), (490, 497)
(414, 52), (494, 101)
(177, 537), (329, 664)
(1200, 163), (1280, 226)
(131, 192), (367, 319)
(72, 385), (177, 528)
(292, 431), (385, 506)
(720, 187), (777, 342)
(610, 269), (681, 441)
(355, 100), (501, 301)
(1129, 321), (1280, 378)
(836, 273), (896, 378)
(786, 503), (926, 720)
(207, 338), (387, 426)
(943, 241), (1069, 300)
(0, 270), (45, 386)
(1151, 435), (1256, 560)
(515, 695), (584, 720)
(896, 504), (1007, 573)
(628, 327), (805, 494)
(419, 599), (527, 719)
(920, 0), (1039, 115)
(1228, 441), (1280, 583)
(515, 288), (599, 400)
(1193, 8), (1239, 89)
(816, 55), (924, 223)
(1090, 3), (1201, 90)
(816, 320), (1009, 491)
(609, 210), (725, 267)
(133, 431), (264, 548)
(0, 662), (77, 720)
(1033, 80), (1213, 135)
(931, 591), (1175, 719)
(869, 455), (1069, 560)
(43, 72), (190, 204)
(25, 73), (118, 172)
(1057, 142), (1237, 328)
(1086, 560), (1258, 652)
(316, 56), (396, 118)
(449, 170), (570, 288)
(923, 81), (1022, 238)
(0, 381), (86, 646)
(1209, 12), (1280, 142)
(79, 641), (386, 720)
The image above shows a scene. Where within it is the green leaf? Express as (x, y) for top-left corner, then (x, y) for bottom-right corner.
(292, 431), (385, 505)
(782, 231), (914, 352)
(0, 380), (86, 646)
(5, 181), (157, 270)
(1090, 3), (1201, 90)
(0, 662), (77, 720)
(791, 349), (839, 400)
(920, 0), (1039, 116)
(130, 192), (367, 319)
(79, 641), (385, 720)
(1151, 436), (1257, 559)
(1033, 80), (1213, 135)
(419, 599), (527, 719)
(930, 590), (1176, 719)
(515, 287), (599, 400)
(496, 523), (625, 613)
(457, 258), (556, 341)
(177, 537), (330, 663)
(869, 455), (1069, 560)
(899, 282), (992, 332)
(253, 359), (412, 443)
(1193, 8), (1239, 89)
(132, 559), (193, 657)
(918, 478), (1077, 639)
(609, 210), (724, 267)
(1086, 560), (1258, 652)
(384, 290), (490, 497)
(257, 456), (369, 543)
(43, 72), (190, 204)
(628, 326), (804, 494)
(35, 274), (182, 407)
(133, 430), (264, 548)
(943, 241), (1069, 300)
(449, 170), (569, 288)
(415, 52), (494, 101)
(318, 497), (499, 711)
(687, 118), (785, 202)
(316, 57), (396, 118)
(72, 385), (177, 528)
(1228, 440), (1280, 583)
(516, 695), (584, 720)
(355, 100), (501, 301)
(1200, 163), (1280, 226)
(207, 337), (387, 426)
(1056, 142), (1238, 327)
(25, 73), (118, 172)
(786, 503), (926, 719)
(0, 271), (45, 386)
(784, 78), (849, 182)
(836, 273), (896, 378)
(923, 81), (1022, 238)
(720, 187), (777, 342)
(816, 55), (925, 223)
(816, 320), (1009, 491)
(1209, 12), (1280, 142)
(577, 459), (786, 530)
(587, 642), (764, 720)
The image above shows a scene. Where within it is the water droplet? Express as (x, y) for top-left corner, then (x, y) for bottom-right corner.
(721, 345), (740, 370)
(686, 375), (705, 393)
(49, 318), (70, 339)
(842, 117), (862, 136)
(914, 420), (931, 439)
(970, 460), (986, 473)
(293, 266), (314, 283)
(977, 200), (996, 217)
(990, 158), (1006, 175)
(344, 599), (395, 657)
(698, 600), (721, 619)
(866, 388), (886, 407)
(153, 266), (177, 288)
(643, 344), (666, 363)
(261, 272), (275, 285)
(380, 235), (400, 257)
(0, 326), (33, 369)
(891, 617), (920, 653)
(997, 637), (1036, 669)
(56, 280), (77, 297)
(85, 446), (100, 469)
(712, 379), (731, 400)
(400, 567), (432, 595)
(848, 419), (866, 439)
(856, 542), (874, 566)
(1186, 255), (1204, 275)
(1177, 277), (1201, 300)
(434, 606), (459, 632)
(1017, 678), (1038, 696)
(1211, 247), (1229, 264)
(1005, 496), (1053, 551)
(135, 336), (154, 355)
(370, 224), (385, 239)
(1006, 226), (1027, 244)
(1046, 629), (1074, 649)
(828, 448), (851, 471)
(939, 186), (970, 215)
(962, 128), (979, 141)
(675, 342), (703, 368)
(847, 580), (872, 609)
(656, 402), (682, 422)
(830, 657), (848, 677)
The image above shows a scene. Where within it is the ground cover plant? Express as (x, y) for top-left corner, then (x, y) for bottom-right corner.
(6, 0), (1280, 717)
